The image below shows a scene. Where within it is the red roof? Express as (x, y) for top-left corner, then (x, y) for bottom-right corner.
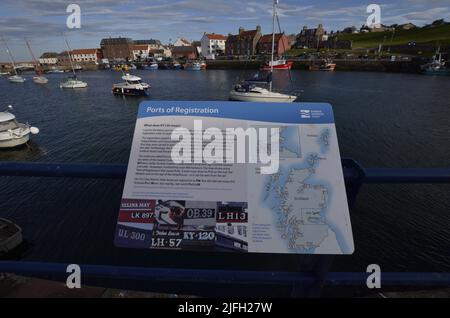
(259, 33), (285, 43)
(205, 33), (227, 40)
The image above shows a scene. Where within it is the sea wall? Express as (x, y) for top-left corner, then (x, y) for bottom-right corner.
(206, 59), (425, 73)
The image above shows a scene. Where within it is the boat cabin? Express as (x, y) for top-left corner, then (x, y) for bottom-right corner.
(0, 112), (19, 132)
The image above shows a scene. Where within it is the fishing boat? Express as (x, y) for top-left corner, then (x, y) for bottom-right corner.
(421, 47), (450, 76)
(309, 59), (336, 71)
(112, 73), (150, 96)
(184, 61), (201, 71)
(173, 62), (182, 70)
(114, 64), (130, 72)
(25, 39), (48, 84)
(229, 0), (297, 103)
(261, 58), (294, 71)
(2, 38), (26, 84)
(0, 218), (23, 255)
(60, 37), (88, 89)
(0, 105), (40, 148)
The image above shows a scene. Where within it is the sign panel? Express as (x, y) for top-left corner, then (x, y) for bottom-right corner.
(115, 101), (354, 254)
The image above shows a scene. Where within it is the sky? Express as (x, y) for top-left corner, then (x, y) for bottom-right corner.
(1, 0), (449, 61)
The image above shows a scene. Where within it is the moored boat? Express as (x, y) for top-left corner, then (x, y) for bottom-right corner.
(261, 59), (294, 71)
(0, 105), (40, 148)
(421, 47), (450, 76)
(230, 83), (296, 103)
(229, 1), (297, 103)
(309, 59), (336, 71)
(8, 75), (26, 83)
(2, 38), (26, 84)
(60, 37), (88, 89)
(145, 62), (159, 70)
(112, 73), (149, 96)
(26, 39), (49, 84)
(184, 61), (201, 71)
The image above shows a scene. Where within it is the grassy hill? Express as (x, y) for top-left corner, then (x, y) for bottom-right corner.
(335, 24), (450, 49)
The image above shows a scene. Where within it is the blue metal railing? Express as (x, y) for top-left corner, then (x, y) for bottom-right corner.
(1, 159), (450, 297)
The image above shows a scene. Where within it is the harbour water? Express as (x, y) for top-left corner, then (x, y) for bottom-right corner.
(0, 70), (449, 272)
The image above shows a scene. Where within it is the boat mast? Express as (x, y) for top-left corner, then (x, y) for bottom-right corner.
(64, 36), (77, 77)
(25, 39), (41, 76)
(2, 38), (19, 76)
(270, 0), (277, 92)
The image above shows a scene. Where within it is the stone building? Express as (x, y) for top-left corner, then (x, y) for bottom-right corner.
(100, 37), (134, 61)
(225, 26), (262, 56)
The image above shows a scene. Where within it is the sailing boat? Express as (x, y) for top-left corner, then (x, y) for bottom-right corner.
(60, 37), (87, 89)
(25, 40), (48, 84)
(229, 0), (296, 103)
(1, 38), (26, 83)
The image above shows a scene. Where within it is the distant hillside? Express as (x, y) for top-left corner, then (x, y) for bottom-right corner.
(334, 24), (450, 49)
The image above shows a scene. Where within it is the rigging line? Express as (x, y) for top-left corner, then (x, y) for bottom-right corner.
(275, 12), (295, 95)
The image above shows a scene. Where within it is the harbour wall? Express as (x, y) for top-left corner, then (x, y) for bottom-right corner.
(205, 59), (425, 73)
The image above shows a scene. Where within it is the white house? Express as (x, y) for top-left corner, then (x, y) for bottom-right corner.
(39, 52), (59, 65)
(200, 33), (227, 59)
(132, 44), (151, 60)
(69, 49), (102, 63)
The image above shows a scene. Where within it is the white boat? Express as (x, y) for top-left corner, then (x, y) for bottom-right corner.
(145, 62), (158, 70)
(0, 218), (23, 255)
(112, 73), (150, 96)
(0, 106), (40, 148)
(60, 76), (88, 89)
(8, 75), (26, 83)
(230, 84), (296, 103)
(33, 76), (49, 84)
(26, 40), (49, 84)
(229, 1), (297, 103)
(47, 69), (64, 73)
(2, 38), (26, 84)
(60, 36), (88, 89)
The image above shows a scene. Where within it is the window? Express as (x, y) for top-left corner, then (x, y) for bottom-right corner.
(0, 119), (19, 131)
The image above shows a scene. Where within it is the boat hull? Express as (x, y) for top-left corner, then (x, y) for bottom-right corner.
(112, 87), (148, 96)
(0, 134), (30, 148)
(60, 81), (88, 89)
(229, 90), (297, 103)
(261, 61), (294, 71)
(8, 76), (25, 83)
(309, 64), (336, 71)
(0, 218), (23, 255)
(33, 76), (48, 84)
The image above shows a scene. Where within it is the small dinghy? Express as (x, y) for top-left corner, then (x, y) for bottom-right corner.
(0, 218), (23, 256)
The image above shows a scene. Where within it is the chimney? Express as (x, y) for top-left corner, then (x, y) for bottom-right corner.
(256, 25), (261, 33)
(239, 27), (245, 34)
